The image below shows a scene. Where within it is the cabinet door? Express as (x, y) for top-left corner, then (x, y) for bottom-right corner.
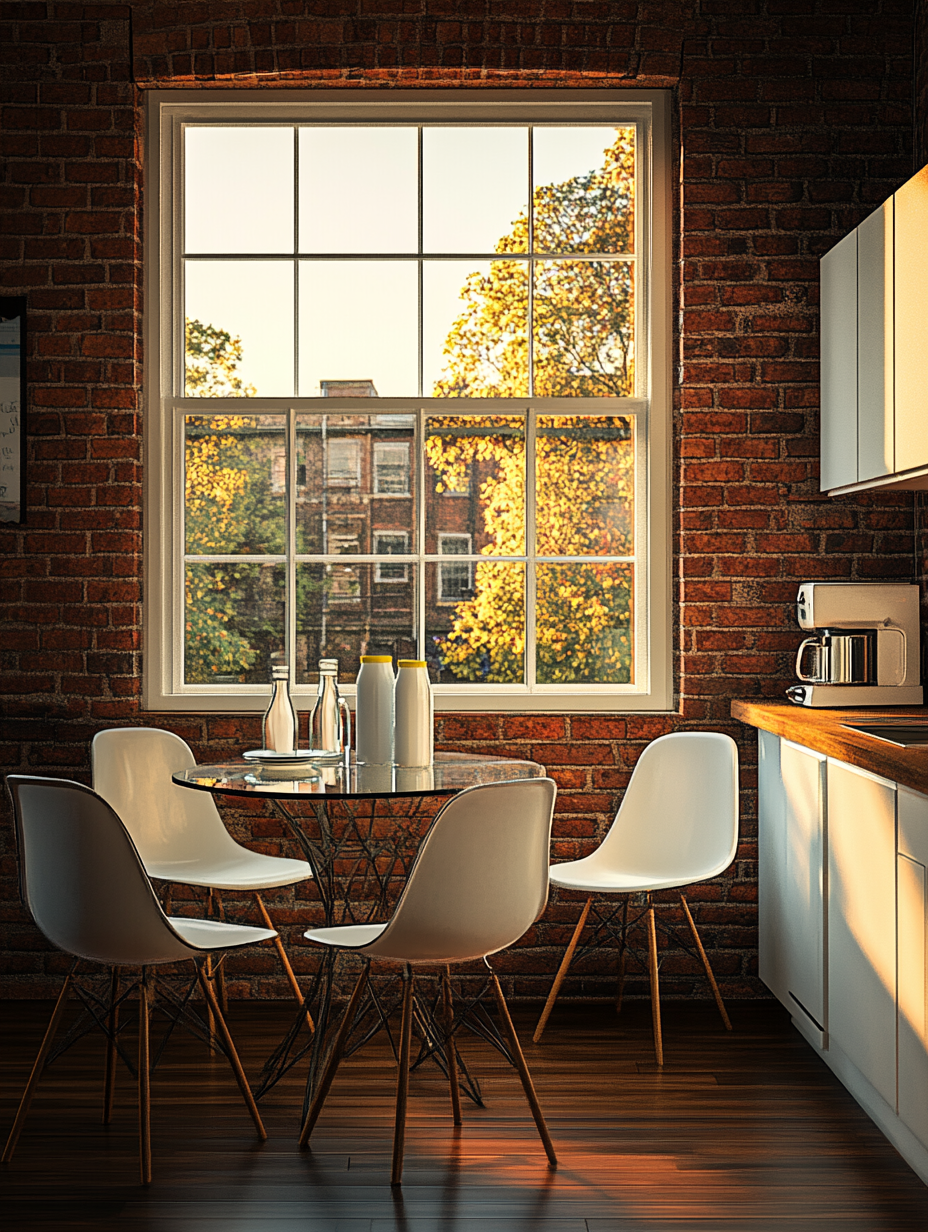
(827, 759), (896, 1107)
(758, 731), (788, 1002)
(856, 200), (894, 483)
(892, 165), (928, 474)
(820, 229), (858, 491)
(781, 740), (826, 1029)
(897, 786), (928, 1147)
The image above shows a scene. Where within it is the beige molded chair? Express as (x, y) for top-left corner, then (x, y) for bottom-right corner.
(533, 732), (739, 1064)
(92, 727), (313, 1024)
(299, 777), (559, 1185)
(3, 775), (274, 1184)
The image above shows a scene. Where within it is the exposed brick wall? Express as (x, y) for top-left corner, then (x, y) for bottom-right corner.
(0, 0), (920, 1003)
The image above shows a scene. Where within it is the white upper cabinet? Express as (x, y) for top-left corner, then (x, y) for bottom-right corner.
(820, 229), (858, 491)
(820, 163), (928, 493)
(893, 165), (928, 475)
(856, 202), (894, 483)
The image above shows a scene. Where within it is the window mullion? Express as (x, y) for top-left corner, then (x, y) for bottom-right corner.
(525, 408), (536, 691)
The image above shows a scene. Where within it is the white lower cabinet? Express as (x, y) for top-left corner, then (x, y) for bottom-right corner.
(758, 733), (928, 1186)
(898, 786), (928, 1150)
(825, 759), (897, 1108)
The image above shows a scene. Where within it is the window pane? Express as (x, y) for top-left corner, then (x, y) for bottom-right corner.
(374, 531), (410, 582)
(185, 261), (294, 397)
(296, 414), (416, 554)
(425, 415), (524, 556)
(185, 126), (294, 255)
(533, 260), (634, 397)
(185, 561), (285, 684)
(536, 562), (633, 685)
(536, 416), (634, 557)
(299, 127), (418, 255)
(424, 260), (529, 398)
(185, 414), (286, 555)
(295, 562), (417, 685)
(423, 127), (528, 254)
(427, 561), (524, 684)
(533, 127), (635, 254)
(298, 260), (418, 397)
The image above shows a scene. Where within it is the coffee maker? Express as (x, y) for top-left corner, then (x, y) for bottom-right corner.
(786, 582), (923, 707)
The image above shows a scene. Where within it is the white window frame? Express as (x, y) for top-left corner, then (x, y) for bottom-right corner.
(144, 89), (672, 713)
(373, 441), (411, 495)
(438, 533), (474, 603)
(373, 531), (411, 583)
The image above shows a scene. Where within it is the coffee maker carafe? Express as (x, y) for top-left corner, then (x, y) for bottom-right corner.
(787, 582), (923, 707)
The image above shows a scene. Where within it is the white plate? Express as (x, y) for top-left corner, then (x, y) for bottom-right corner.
(242, 748), (345, 766)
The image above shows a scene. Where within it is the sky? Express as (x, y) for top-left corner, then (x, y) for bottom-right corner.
(183, 125), (629, 398)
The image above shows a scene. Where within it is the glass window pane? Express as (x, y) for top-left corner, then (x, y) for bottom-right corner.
(185, 562), (285, 684)
(298, 261), (418, 397)
(185, 126), (294, 255)
(532, 127), (635, 254)
(296, 414), (416, 555)
(424, 260), (529, 398)
(295, 562), (417, 685)
(536, 562), (633, 684)
(425, 415), (524, 556)
(185, 261), (294, 398)
(533, 260), (634, 397)
(299, 127), (418, 255)
(423, 127), (528, 254)
(373, 531), (411, 583)
(535, 416), (634, 557)
(185, 414), (286, 555)
(426, 561), (524, 684)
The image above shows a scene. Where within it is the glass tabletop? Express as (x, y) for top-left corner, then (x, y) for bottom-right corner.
(172, 751), (546, 800)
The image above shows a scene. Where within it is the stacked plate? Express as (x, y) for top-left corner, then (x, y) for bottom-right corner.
(242, 749), (345, 780)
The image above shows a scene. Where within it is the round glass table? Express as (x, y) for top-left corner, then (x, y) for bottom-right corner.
(173, 752), (546, 1108)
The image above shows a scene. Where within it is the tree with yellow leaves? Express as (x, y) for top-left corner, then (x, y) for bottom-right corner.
(428, 130), (636, 684)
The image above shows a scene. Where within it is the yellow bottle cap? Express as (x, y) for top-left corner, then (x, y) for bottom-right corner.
(397, 659), (427, 668)
(360, 655), (393, 663)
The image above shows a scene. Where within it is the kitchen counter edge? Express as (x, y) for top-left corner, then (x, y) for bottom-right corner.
(731, 699), (928, 797)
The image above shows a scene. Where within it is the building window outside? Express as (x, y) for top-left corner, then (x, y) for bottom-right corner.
(373, 442), (410, 495)
(438, 534), (473, 602)
(374, 531), (410, 582)
(146, 91), (671, 711)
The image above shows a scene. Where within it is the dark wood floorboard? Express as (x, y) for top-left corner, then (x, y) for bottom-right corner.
(1, 996), (925, 1230)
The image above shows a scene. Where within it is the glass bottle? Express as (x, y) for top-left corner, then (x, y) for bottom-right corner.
(308, 658), (352, 755)
(263, 663), (298, 754)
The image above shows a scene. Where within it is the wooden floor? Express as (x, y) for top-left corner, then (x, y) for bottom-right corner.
(1, 993), (926, 1231)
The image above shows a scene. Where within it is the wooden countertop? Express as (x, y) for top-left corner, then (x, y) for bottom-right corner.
(731, 700), (928, 796)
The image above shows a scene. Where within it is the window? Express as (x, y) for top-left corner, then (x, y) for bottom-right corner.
(438, 534), (473, 602)
(326, 439), (360, 488)
(373, 442), (410, 494)
(374, 532), (410, 582)
(146, 90), (671, 711)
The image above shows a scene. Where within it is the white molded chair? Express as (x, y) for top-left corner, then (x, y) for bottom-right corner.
(92, 727), (313, 1024)
(3, 775), (275, 1184)
(533, 731), (739, 1064)
(299, 777), (559, 1186)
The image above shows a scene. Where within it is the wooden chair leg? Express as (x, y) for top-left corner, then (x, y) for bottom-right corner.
(391, 966), (415, 1187)
(103, 968), (119, 1124)
(196, 963), (267, 1142)
(680, 892), (732, 1031)
(442, 966), (462, 1127)
(490, 973), (557, 1168)
(646, 895), (664, 1067)
(299, 963), (370, 1147)
(138, 967), (152, 1186)
(255, 892), (315, 1034)
(207, 889), (228, 1014)
(2, 968), (74, 1163)
(532, 895), (592, 1043)
(616, 897), (629, 1014)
